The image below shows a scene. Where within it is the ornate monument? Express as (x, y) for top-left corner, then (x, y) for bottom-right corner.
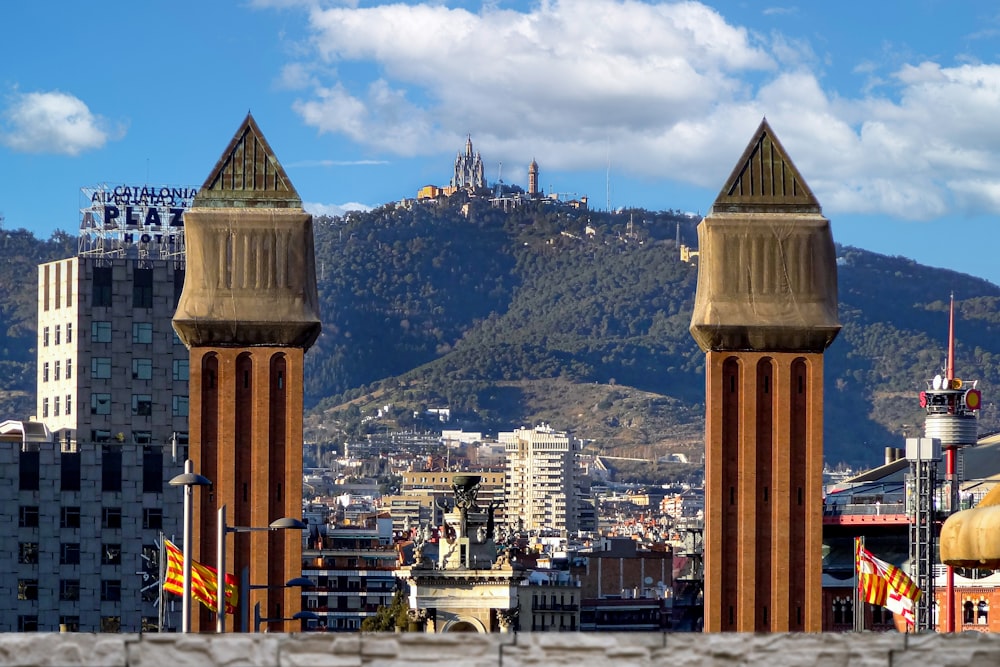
(402, 474), (524, 632)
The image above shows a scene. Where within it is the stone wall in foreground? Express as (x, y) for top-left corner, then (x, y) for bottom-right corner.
(1, 632), (1000, 667)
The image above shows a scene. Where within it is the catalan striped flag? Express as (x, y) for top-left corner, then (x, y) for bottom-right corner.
(855, 537), (921, 627)
(163, 539), (238, 614)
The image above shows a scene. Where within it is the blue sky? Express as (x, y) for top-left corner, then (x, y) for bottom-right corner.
(3, 1), (1000, 286)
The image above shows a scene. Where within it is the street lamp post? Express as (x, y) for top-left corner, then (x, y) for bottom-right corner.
(168, 460), (212, 633)
(254, 603), (320, 632)
(214, 504), (308, 632)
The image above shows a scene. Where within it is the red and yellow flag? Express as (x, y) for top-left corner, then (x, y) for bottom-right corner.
(163, 539), (238, 614)
(855, 538), (921, 627)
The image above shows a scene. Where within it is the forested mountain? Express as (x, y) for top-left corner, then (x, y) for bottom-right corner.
(3, 198), (999, 470)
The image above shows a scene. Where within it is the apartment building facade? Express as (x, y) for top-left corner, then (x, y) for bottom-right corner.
(502, 425), (590, 534)
(2, 186), (195, 632)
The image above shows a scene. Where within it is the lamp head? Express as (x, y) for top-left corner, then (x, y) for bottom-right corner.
(169, 472), (212, 487)
(269, 517), (307, 530)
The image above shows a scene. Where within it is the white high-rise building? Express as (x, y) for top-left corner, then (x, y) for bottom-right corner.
(502, 425), (582, 534)
(0, 185), (195, 632)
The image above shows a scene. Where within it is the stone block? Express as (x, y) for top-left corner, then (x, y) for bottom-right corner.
(896, 632), (1000, 667)
(362, 633), (499, 667)
(0, 633), (127, 667)
(503, 632), (663, 667)
(278, 634), (362, 667)
(127, 634), (278, 667)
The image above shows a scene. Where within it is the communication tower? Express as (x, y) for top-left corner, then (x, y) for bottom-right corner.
(913, 295), (982, 632)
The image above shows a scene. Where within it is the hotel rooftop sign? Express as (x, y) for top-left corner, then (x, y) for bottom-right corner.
(78, 184), (198, 260)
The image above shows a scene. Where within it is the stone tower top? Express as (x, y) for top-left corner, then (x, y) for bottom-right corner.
(172, 113), (321, 350)
(689, 118), (840, 353)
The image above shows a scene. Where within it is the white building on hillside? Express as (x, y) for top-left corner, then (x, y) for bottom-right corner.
(502, 425), (586, 534)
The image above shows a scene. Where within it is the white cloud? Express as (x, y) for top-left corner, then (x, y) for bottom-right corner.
(0, 90), (119, 156)
(287, 158), (389, 167)
(270, 0), (1000, 221)
(305, 201), (372, 217)
(295, 0), (772, 154)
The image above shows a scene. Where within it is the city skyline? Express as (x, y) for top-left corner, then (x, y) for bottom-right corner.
(4, 2), (1000, 286)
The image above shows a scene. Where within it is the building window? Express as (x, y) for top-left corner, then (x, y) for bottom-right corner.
(19, 450), (39, 491)
(61, 452), (81, 491)
(66, 323), (72, 343)
(66, 394), (72, 415)
(173, 359), (189, 381)
(61, 507), (81, 528)
(59, 616), (79, 632)
(19, 506), (39, 527)
(66, 358), (72, 379)
(133, 267), (154, 308)
(43, 326), (50, 347)
(18, 579), (38, 601)
(92, 321), (112, 343)
(141, 617), (160, 633)
(93, 266), (113, 307)
(132, 394), (153, 417)
(54, 360), (60, 381)
(91, 393), (111, 415)
(133, 322), (152, 344)
(102, 446), (123, 492)
(979, 600), (989, 625)
(17, 616), (38, 632)
(102, 544), (122, 566)
(133, 358), (153, 380)
(100, 617), (120, 633)
(172, 395), (189, 417)
(92, 357), (112, 379)
(133, 431), (152, 444)
(101, 580), (122, 602)
(964, 601), (975, 624)
(41, 397), (48, 418)
(143, 446), (163, 494)
(60, 579), (80, 601)
(141, 545), (160, 602)
(143, 508), (163, 530)
(92, 429), (111, 443)
(102, 507), (122, 529)
(43, 362), (49, 383)
(174, 431), (189, 461)
(18, 543), (38, 565)
(55, 325), (61, 345)
(53, 396), (60, 417)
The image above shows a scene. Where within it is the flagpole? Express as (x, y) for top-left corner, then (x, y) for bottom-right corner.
(217, 505), (226, 633)
(182, 461), (194, 632)
(854, 536), (864, 632)
(158, 532), (166, 633)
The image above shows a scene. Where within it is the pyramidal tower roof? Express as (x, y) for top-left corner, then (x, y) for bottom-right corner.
(194, 112), (302, 209)
(711, 117), (820, 214)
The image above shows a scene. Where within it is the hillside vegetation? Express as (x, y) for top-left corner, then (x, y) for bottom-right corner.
(3, 199), (1000, 469)
(0, 226), (77, 417)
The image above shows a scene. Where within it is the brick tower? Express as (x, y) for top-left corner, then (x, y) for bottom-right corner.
(690, 119), (840, 632)
(173, 113), (321, 632)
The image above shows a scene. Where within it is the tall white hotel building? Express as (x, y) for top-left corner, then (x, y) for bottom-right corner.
(0, 185), (194, 632)
(501, 424), (594, 535)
